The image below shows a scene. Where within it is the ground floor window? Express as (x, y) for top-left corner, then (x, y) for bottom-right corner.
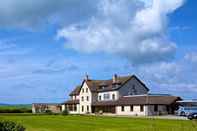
(130, 105), (133, 112)
(140, 105), (144, 112)
(154, 105), (158, 112)
(87, 106), (89, 112)
(74, 105), (77, 111)
(121, 106), (124, 112)
(82, 106), (84, 112)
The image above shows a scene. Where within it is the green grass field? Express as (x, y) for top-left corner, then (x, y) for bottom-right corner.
(0, 114), (197, 131)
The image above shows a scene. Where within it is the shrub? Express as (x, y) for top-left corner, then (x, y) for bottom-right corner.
(0, 121), (25, 131)
(62, 109), (69, 116)
(45, 110), (53, 115)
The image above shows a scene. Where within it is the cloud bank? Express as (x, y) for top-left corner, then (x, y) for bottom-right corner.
(58, 0), (184, 65)
(0, 0), (98, 28)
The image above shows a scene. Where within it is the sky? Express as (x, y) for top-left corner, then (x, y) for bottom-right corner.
(0, 0), (197, 104)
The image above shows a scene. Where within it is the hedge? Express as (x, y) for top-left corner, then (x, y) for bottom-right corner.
(0, 108), (32, 113)
(0, 121), (25, 131)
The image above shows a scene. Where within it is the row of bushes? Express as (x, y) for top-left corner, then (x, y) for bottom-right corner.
(0, 121), (25, 131)
(0, 108), (32, 113)
(43, 109), (69, 115)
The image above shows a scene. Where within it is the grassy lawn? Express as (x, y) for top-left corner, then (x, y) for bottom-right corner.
(0, 114), (197, 131)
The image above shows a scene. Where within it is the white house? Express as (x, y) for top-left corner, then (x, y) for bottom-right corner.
(62, 74), (181, 116)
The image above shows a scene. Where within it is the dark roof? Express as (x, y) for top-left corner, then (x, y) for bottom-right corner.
(117, 95), (181, 105)
(92, 95), (181, 106)
(69, 85), (81, 96)
(69, 75), (149, 95)
(63, 100), (79, 105)
(86, 76), (131, 92)
(85, 75), (149, 92)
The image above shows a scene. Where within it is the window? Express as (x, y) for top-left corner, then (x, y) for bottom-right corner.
(82, 88), (84, 93)
(112, 94), (115, 100)
(166, 105), (170, 112)
(130, 105), (133, 112)
(86, 96), (89, 101)
(81, 96), (84, 101)
(99, 95), (101, 101)
(140, 105), (144, 112)
(82, 106), (84, 112)
(87, 106), (89, 112)
(68, 105), (73, 111)
(74, 105), (77, 111)
(121, 106), (125, 112)
(86, 88), (88, 93)
(154, 105), (158, 112)
(104, 93), (110, 100)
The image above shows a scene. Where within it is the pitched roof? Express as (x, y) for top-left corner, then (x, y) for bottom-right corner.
(85, 75), (149, 92)
(117, 95), (181, 105)
(69, 85), (81, 96)
(69, 75), (149, 95)
(85, 76), (132, 92)
(63, 100), (79, 105)
(92, 95), (181, 106)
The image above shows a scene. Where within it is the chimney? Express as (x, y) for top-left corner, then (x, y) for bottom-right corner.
(113, 74), (118, 83)
(85, 73), (89, 81)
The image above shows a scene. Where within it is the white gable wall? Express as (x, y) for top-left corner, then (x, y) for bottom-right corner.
(116, 105), (148, 116)
(79, 82), (92, 114)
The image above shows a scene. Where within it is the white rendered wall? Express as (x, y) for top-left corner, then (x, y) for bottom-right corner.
(116, 105), (147, 116)
(79, 82), (92, 114)
(98, 91), (119, 101)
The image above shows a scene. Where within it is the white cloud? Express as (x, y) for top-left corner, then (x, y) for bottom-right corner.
(0, 0), (98, 28)
(135, 53), (197, 97)
(58, 0), (184, 65)
(184, 52), (197, 64)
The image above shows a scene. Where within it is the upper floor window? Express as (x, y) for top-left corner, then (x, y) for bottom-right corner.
(86, 96), (89, 101)
(112, 94), (115, 100)
(86, 88), (88, 93)
(121, 106), (124, 112)
(81, 96), (84, 101)
(82, 88), (84, 93)
(104, 93), (110, 100)
(140, 105), (144, 112)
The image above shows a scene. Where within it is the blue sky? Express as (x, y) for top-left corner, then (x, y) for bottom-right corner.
(0, 0), (197, 104)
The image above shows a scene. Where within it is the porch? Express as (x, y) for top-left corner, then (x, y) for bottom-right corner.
(92, 106), (116, 114)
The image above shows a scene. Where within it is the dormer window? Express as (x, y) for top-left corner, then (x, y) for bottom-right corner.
(99, 86), (105, 90)
(99, 82), (107, 90)
(112, 82), (121, 89)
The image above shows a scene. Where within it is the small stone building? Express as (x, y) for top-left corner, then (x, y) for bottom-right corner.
(32, 103), (61, 114)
